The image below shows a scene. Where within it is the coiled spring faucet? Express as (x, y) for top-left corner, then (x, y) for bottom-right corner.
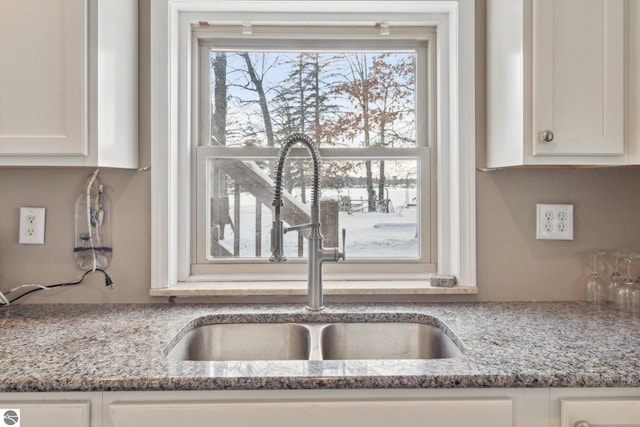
(270, 133), (345, 311)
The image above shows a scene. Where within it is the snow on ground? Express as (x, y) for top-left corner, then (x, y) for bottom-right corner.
(337, 209), (417, 258)
(217, 187), (418, 259)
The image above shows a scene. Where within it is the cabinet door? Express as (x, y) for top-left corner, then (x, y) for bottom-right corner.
(0, 0), (86, 156)
(533, 0), (624, 157)
(561, 398), (640, 427)
(0, 400), (90, 427)
(110, 398), (512, 427)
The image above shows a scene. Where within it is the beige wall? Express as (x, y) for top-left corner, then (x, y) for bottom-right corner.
(0, 1), (639, 304)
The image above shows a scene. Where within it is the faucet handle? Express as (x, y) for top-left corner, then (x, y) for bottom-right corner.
(338, 228), (346, 261)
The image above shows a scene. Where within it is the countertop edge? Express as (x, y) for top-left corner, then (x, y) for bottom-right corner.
(3, 374), (640, 393)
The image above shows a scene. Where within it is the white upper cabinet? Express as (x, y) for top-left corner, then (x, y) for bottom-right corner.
(487, 0), (626, 168)
(0, 0), (85, 160)
(0, 0), (137, 168)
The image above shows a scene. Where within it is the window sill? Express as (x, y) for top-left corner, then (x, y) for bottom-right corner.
(149, 281), (478, 297)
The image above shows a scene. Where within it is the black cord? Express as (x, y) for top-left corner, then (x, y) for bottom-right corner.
(5, 269), (114, 304)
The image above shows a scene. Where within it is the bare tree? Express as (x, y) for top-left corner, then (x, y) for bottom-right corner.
(368, 54), (415, 209)
(210, 52), (233, 241)
(211, 52), (227, 145)
(332, 53), (415, 212)
(272, 53), (340, 201)
(239, 53), (276, 147)
(333, 54), (376, 211)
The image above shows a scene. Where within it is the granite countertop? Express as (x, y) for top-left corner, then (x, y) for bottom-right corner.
(0, 302), (639, 392)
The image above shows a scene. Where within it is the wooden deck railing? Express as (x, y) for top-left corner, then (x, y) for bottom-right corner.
(210, 159), (338, 258)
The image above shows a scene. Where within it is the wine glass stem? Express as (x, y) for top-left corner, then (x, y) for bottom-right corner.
(591, 254), (599, 275)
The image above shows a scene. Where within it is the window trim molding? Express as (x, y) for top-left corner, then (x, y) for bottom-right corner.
(150, 0), (476, 291)
(193, 32), (435, 276)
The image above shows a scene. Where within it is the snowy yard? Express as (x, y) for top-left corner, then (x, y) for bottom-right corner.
(217, 187), (419, 259)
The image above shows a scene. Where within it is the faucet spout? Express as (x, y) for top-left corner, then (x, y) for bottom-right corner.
(269, 133), (345, 311)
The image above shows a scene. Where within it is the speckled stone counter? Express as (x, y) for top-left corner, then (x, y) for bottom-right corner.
(0, 302), (639, 392)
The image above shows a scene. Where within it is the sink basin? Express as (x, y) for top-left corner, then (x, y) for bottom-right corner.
(167, 319), (463, 361)
(320, 322), (462, 360)
(166, 323), (311, 361)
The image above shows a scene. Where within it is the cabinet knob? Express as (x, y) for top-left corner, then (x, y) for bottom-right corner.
(541, 130), (555, 143)
(574, 421), (591, 427)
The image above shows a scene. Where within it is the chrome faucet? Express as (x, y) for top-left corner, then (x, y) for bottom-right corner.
(270, 133), (345, 311)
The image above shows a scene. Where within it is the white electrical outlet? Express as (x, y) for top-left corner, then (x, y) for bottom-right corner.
(19, 207), (46, 244)
(536, 204), (573, 240)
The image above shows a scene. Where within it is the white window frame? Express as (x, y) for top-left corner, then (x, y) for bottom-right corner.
(150, 1), (476, 295)
(195, 31), (434, 278)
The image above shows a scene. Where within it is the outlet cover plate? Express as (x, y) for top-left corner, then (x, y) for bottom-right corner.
(536, 203), (573, 240)
(19, 207), (46, 244)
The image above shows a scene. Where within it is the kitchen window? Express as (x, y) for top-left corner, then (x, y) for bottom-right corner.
(150, 1), (476, 295)
(195, 28), (434, 279)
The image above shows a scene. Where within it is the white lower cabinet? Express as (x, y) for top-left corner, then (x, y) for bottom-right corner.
(561, 399), (640, 427)
(2, 387), (640, 427)
(550, 388), (640, 427)
(104, 389), (548, 427)
(110, 399), (510, 427)
(0, 401), (89, 427)
(0, 392), (102, 427)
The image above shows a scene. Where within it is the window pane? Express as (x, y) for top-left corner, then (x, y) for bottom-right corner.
(207, 158), (419, 260)
(209, 51), (416, 148)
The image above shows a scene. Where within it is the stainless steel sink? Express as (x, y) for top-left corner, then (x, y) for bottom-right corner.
(166, 323), (311, 361)
(320, 322), (462, 360)
(166, 320), (463, 361)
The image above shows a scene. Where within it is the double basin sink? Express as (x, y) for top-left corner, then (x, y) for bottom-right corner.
(166, 320), (463, 361)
